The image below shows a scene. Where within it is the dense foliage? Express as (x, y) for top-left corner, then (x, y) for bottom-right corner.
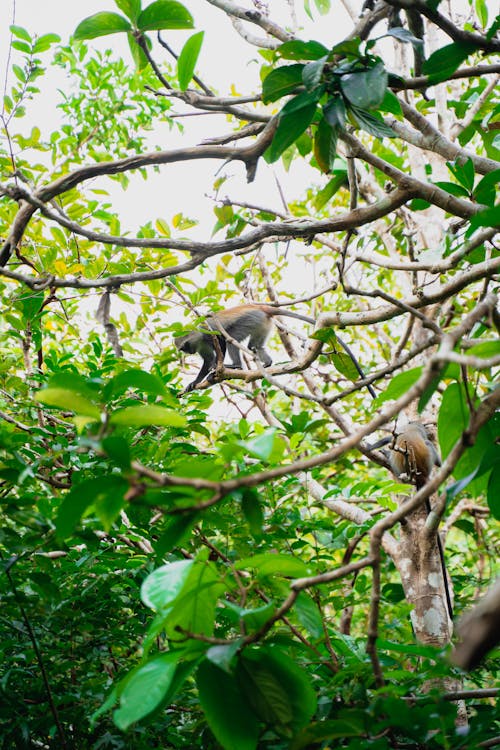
(0, 0), (499, 748)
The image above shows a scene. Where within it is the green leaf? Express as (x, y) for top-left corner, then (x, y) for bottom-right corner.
(109, 404), (186, 427)
(241, 488), (264, 538)
(340, 62), (388, 110)
(35, 388), (100, 419)
(141, 560), (194, 610)
(56, 475), (128, 537)
(262, 64), (304, 104)
(237, 647), (317, 737)
(349, 106), (396, 138)
(109, 369), (170, 399)
(473, 169), (500, 206)
(137, 0), (194, 31)
(235, 552), (311, 578)
(379, 88), (403, 116)
(375, 367), (423, 405)
(323, 96), (347, 129)
(277, 39), (329, 60)
(10, 25), (32, 42)
(314, 118), (338, 173)
(238, 428), (278, 461)
(154, 513), (198, 556)
(314, 0), (330, 14)
(422, 41), (477, 84)
(313, 170), (347, 209)
(433, 181), (470, 198)
(447, 157), (475, 192)
(468, 204), (500, 233)
(197, 660), (259, 750)
(384, 27), (424, 46)
(74, 12), (131, 40)
(302, 56), (327, 91)
(295, 592), (323, 638)
(206, 641), (242, 674)
(113, 653), (179, 730)
(114, 0), (141, 22)
(33, 34), (61, 52)
(487, 464), (500, 519)
(291, 719), (364, 748)
(177, 31), (204, 90)
(101, 436), (131, 469)
(267, 102), (318, 162)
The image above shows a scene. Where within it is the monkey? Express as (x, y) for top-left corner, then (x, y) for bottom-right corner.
(388, 422), (441, 490)
(370, 422), (453, 620)
(174, 304), (313, 392)
(174, 303), (377, 396)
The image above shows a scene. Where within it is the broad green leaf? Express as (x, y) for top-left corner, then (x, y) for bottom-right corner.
(281, 89), (322, 116)
(109, 404), (186, 427)
(323, 96), (347, 129)
(447, 157), (475, 192)
(109, 369), (169, 398)
(35, 388), (100, 419)
(235, 552), (311, 578)
(237, 647), (317, 736)
(206, 641), (242, 674)
(56, 475), (128, 537)
(314, 118), (338, 173)
(349, 106), (396, 138)
(468, 205), (500, 232)
(261, 64), (304, 104)
(291, 719), (364, 748)
(487, 464), (500, 519)
(74, 12), (131, 40)
(113, 653), (179, 730)
(101, 436), (131, 469)
(375, 367), (423, 404)
(137, 0), (194, 31)
(473, 169), (500, 207)
(384, 27), (424, 46)
(241, 488), (264, 538)
(266, 103), (318, 162)
(422, 41), (477, 84)
(314, 171), (347, 209)
(295, 592), (323, 638)
(10, 25), (32, 42)
(114, 0), (141, 22)
(277, 39), (329, 60)
(302, 56), (327, 91)
(239, 428), (278, 461)
(141, 560), (194, 610)
(177, 31), (204, 90)
(154, 513), (198, 556)
(197, 660), (259, 750)
(164, 558), (223, 639)
(33, 34), (60, 52)
(433, 181), (470, 198)
(340, 62), (388, 110)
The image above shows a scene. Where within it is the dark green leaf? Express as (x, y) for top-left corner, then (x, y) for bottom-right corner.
(206, 641), (242, 674)
(291, 719), (364, 749)
(384, 27), (424, 46)
(154, 513), (198, 555)
(468, 205), (500, 233)
(177, 31), (204, 90)
(349, 105), (396, 138)
(281, 89), (322, 116)
(433, 181), (470, 198)
(237, 647), (317, 736)
(74, 12), (131, 40)
(101, 436), (131, 469)
(267, 101), (317, 162)
(241, 489), (264, 538)
(277, 39), (329, 60)
(295, 592), (323, 638)
(302, 56), (327, 91)
(56, 475), (128, 537)
(262, 64), (304, 104)
(473, 169), (500, 207)
(323, 96), (347, 129)
(197, 661), (259, 750)
(340, 62), (388, 110)
(447, 157), (475, 192)
(235, 552), (311, 578)
(487, 464), (500, 519)
(110, 369), (170, 398)
(313, 118), (338, 173)
(137, 0), (194, 31)
(422, 42), (477, 84)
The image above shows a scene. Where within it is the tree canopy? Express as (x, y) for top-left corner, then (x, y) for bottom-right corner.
(0, 1), (499, 748)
